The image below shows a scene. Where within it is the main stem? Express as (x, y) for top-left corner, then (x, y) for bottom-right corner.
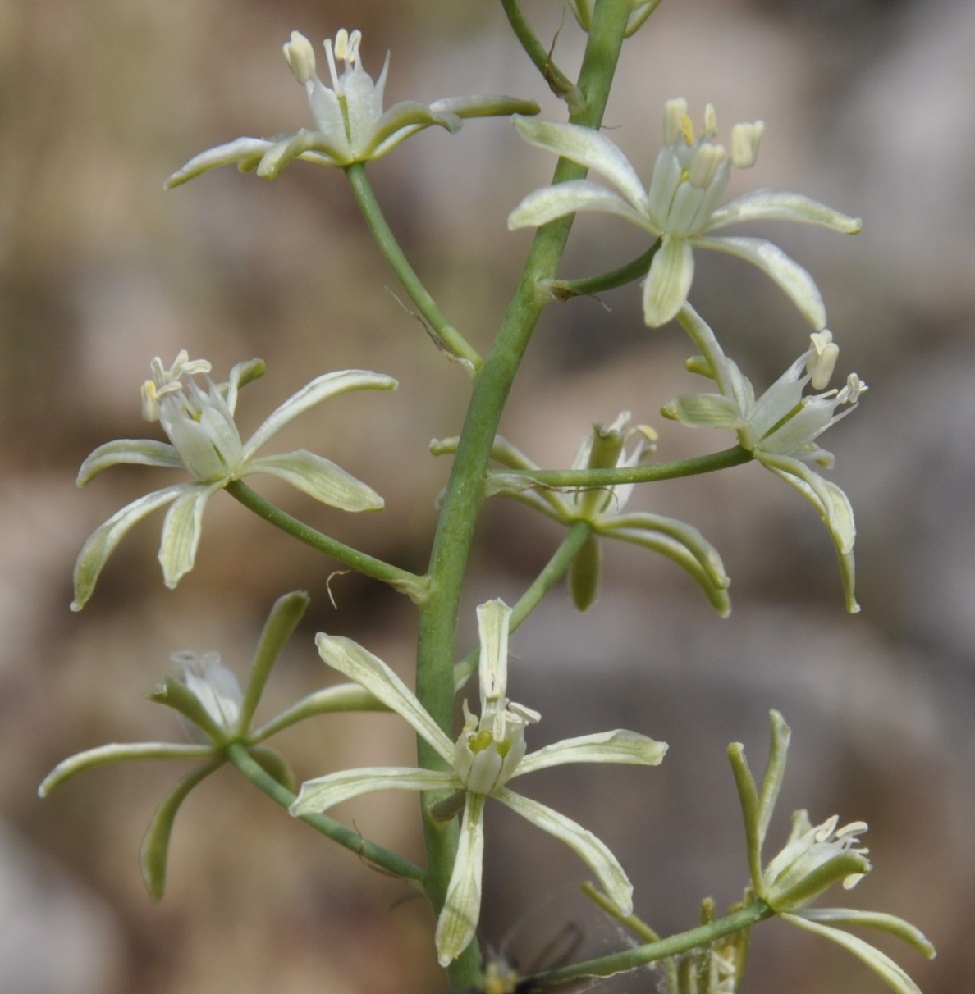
(412, 2), (636, 986)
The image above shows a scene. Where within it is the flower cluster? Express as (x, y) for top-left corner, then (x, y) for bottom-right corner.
(72, 352), (395, 609)
(290, 599), (667, 965)
(166, 29), (538, 185)
(508, 99), (860, 328)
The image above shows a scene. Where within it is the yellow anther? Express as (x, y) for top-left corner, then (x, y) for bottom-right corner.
(333, 28), (361, 65)
(703, 102), (718, 137)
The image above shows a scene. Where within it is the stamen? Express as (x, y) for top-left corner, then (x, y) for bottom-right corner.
(663, 98), (689, 145)
(807, 330), (839, 390)
(703, 103), (718, 138)
(731, 121), (764, 168)
(282, 31), (316, 85)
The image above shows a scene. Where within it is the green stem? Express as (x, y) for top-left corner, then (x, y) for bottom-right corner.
(528, 900), (773, 989)
(225, 480), (428, 603)
(545, 242), (659, 300)
(414, 3), (637, 988)
(500, 0), (580, 108)
(452, 521), (593, 688)
(494, 445), (752, 490)
(225, 742), (425, 884)
(345, 163), (483, 371)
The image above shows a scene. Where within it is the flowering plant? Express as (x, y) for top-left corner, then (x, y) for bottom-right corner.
(41, 6), (933, 994)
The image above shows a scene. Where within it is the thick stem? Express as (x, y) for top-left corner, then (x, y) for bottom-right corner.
(413, 2), (638, 987)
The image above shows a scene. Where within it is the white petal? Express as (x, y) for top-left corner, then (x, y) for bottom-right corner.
(693, 235), (826, 330)
(762, 456), (855, 554)
(661, 392), (743, 429)
(315, 634), (455, 762)
(513, 117), (649, 213)
(165, 138), (274, 188)
(71, 485), (189, 611)
(431, 95), (539, 120)
(507, 182), (651, 232)
(242, 370), (397, 458)
(781, 914), (922, 994)
(642, 236), (693, 327)
(307, 79), (347, 137)
(436, 794), (485, 965)
(39, 742), (214, 796)
(244, 450), (384, 511)
(514, 730), (667, 777)
(342, 65), (384, 152)
(598, 527), (733, 618)
(495, 788), (634, 914)
(365, 102), (462, 160)
(289, 767), (455, 815)
(476, 599), (511, 705)
(707, 189), (862, 234)
(799, 909), (935, 960)
(158, 484), (219, 589)
(77, 439), (182, 484)
(761, 455), (858, 613)
(600, 513), (731, 605)
(257, 130), (349, 176)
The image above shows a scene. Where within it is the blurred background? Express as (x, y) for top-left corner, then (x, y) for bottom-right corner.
(2, 0), (973, 991)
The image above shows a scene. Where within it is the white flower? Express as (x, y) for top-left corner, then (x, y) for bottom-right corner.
(72, 351), (396, 609)
(165, 29), (538, 185)
(663, 306), (864, 612)
(507, 100), (861, 328)
(168, 651), (244, 742)
(436, 414), (729, 614)
(763, 811), (870, 911)
(290, 599), (667, 965)
(729, 712), (934, 994)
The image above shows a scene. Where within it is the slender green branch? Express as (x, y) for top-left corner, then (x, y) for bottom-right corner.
(493, 445), (752, 490)
(544, 242), (659, 300)
(225, 480), (429, 603)
(345, 163), (482, 371)
(225, 743), (426, 884)
(528, 900), (773, 989)
(500, 0), (580, 107)
(452, 521), (593, 688)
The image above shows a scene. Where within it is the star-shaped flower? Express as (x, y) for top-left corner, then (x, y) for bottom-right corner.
(290, 599), (667, 965)
(729, 711), (935, 994)
(434, 414), (729, 615)
(165, 29), (538, 186)
(663, 306), (864, 612)
(40, 591), (320, 899)
(507, 99), (861, 328)
(72, 351), (396, 609)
